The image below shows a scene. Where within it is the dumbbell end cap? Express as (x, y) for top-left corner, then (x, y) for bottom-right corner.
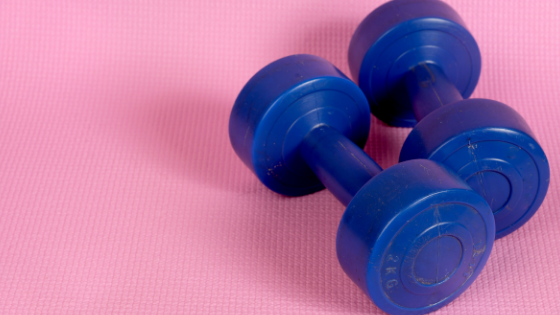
(400, 99), (550, 239)
(337, 159), (494, 314)
(348, 0), (481, 127)
(229, 55), (371, 196)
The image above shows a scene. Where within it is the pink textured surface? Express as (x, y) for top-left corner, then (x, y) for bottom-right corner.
(0, 0), (559, 314)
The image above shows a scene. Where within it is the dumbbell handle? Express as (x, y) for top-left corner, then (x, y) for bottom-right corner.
(405, 63), (464, 122)
(300, 125), (383, 206)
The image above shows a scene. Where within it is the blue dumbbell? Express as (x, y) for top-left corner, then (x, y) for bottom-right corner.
(229, 54), (494, 314)
(348, 0), (550, 238)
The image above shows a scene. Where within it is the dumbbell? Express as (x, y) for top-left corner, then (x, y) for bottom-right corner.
(229, 54), (494, 314)
(348, 0), (550, 238)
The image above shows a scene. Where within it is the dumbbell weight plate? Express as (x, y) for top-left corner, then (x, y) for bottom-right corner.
(348, 0), (481, 127)
(338, 159), (494, 314)
(229, 54), (371, 196)
(400, 99), (550, 238)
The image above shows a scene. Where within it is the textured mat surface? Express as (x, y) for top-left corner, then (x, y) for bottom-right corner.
(1, 0), (559, 314)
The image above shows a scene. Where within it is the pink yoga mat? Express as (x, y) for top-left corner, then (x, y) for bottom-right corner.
(1, 0), (559, 313)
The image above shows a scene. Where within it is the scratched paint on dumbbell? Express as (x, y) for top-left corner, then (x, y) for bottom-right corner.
(467, 139), (489, 209)
(464, 241), (486, 278)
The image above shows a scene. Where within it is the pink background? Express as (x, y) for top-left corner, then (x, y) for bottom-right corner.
(1, 0), (559, 314)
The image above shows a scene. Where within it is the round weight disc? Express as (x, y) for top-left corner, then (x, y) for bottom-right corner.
(337, 159), (494, 314)
(400, 99), (550, 239)
(229, 54), (371, 196)
(348, 0), (481, 127)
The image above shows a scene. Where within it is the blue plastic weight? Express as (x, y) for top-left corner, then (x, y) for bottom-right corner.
(348, 0), (550, 239)
(229, 54), (495, 314)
